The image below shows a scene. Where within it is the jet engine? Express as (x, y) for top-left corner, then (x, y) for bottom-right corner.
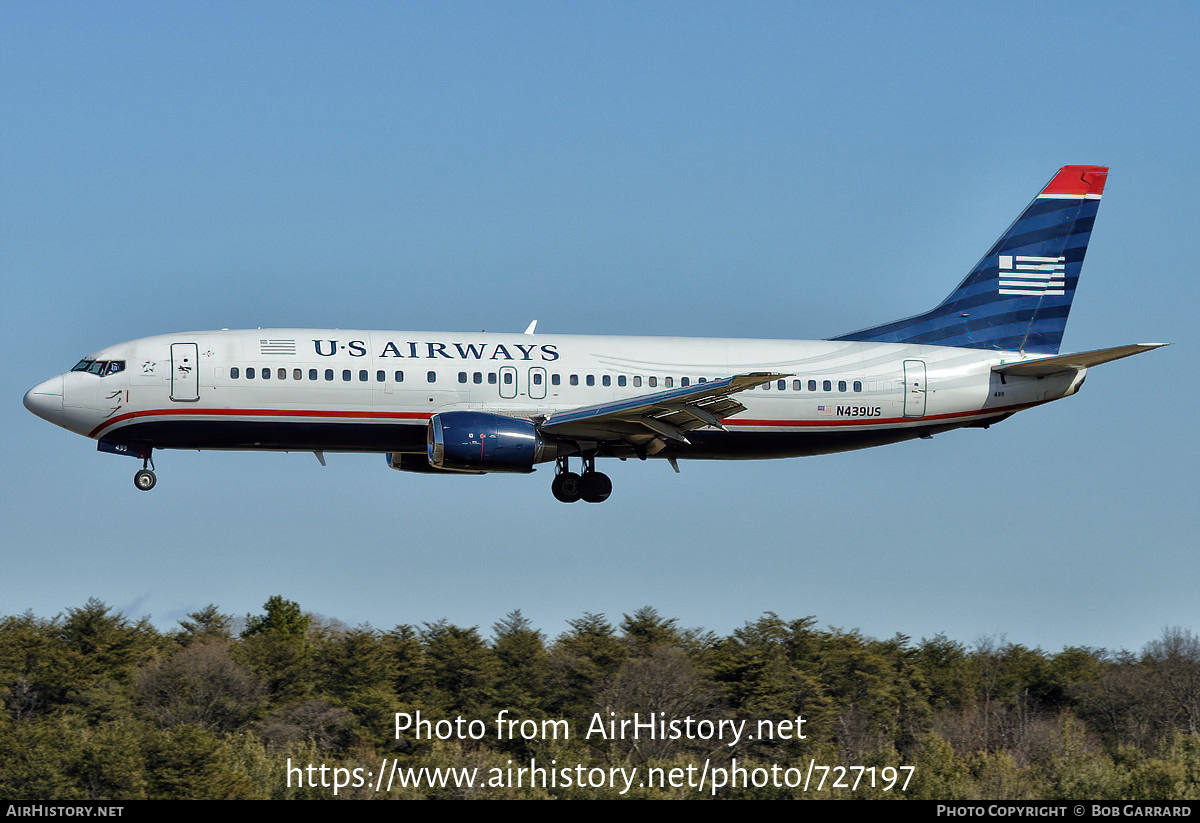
(426, 411), (560, 473)
(386, 452), (481, 474)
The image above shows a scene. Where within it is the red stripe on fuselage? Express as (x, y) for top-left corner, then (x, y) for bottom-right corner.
(89, 401), (1039, 441)
(89, 407), (433, 439)
(723, 401), (1039, 428)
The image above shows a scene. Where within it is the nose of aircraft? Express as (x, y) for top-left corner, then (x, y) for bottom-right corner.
(23, 375), (64, 423)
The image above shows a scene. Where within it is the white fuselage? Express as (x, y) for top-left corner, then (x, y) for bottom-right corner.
(25, 328), (1079, 463)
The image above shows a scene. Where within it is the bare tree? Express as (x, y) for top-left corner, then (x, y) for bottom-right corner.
(1144, 627), (1200, 735)
(136, 641), (263, 733)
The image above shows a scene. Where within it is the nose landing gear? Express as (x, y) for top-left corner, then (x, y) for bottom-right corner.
(551, 454), (611, 503)
(133, 455), (156, 492)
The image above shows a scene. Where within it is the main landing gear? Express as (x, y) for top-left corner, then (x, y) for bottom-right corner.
(551, 454), (611, 504)
(133, 455), (156, 492)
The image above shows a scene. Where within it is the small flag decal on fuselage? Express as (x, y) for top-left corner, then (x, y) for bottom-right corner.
(998, 255), (1065, 296)
(260, 339), (297, 355)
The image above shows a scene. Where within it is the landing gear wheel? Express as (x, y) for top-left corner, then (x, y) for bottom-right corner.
(580, 471), (612, 503)
(552, 471), (583, 503)
(134, 469), (157, 492)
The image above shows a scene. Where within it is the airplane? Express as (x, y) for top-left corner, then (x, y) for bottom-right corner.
(24, 165), (1162, 503)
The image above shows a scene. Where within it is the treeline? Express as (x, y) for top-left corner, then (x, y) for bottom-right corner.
(1, 597), (1198, 799)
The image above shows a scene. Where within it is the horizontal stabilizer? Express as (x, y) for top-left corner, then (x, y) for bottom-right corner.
(993, 343), (1166, 377)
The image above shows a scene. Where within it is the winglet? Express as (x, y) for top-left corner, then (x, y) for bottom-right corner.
(524, 320), (537, 335)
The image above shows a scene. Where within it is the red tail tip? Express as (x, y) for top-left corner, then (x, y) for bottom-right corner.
(1042, 165), (1108, 196)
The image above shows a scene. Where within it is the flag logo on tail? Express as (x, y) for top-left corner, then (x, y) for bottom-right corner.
(998, 255), (1066, 296)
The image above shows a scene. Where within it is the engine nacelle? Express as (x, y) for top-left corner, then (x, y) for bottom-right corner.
(386, 452), (483, 474)
(427, 411), (558, 473)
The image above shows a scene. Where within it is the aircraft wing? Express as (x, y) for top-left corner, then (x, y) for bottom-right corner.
(539, 372), (785, 444)
(993, 343), (1166, 377)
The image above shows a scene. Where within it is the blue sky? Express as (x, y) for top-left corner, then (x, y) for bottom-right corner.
(2, 2), (1196, 654)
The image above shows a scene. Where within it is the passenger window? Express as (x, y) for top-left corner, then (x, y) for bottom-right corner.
(488, 373), (497, 385)
(473, 372), (483, 384)
(853, 380), (862, 392)
(808, 379), (817, 392)
(633, 376), (642, 387)
(231, 367), (240, 379)
(262, 368), (271, 380)
(325, 369), (334, 381)
(503, 372), (513, 384)
(427, 371), (437, 383)
(342, 370), (351, 381)
(570, 375), (579, 386)
(358, 370), (368, 382)
(793, 379), (802, 391)
(394, 371), (404, 382)
(838, 380), (847, 392)
(247, 368), (255, 379)
(698, 377), (707, 383)
(293, 369), (302, 380)
(617, 375), (626, 387)
(602, 375), (610, 387)
(278, 368), (287, 380)
(533, 373), (543, 385)
(681, 377), (690, 387)
(376, 370), (385, 382)
(309, 369), (318, 380)
(648, 377), (657, 387)
(551, 374), (561, 386)
(458, 372), (468, 384)
(777, 379), (785, 390)
(586, 375), (595, 387)
(823, 380), (831, 391)
(665, 377), (674, 388)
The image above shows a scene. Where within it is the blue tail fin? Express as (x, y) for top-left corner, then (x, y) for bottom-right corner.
(831, 165), (1107, 354)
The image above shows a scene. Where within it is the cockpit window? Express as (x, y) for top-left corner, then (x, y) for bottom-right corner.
(71, 358), (125, 377)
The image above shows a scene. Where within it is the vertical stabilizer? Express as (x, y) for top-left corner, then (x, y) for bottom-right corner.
(831, 165), (1107, 354)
